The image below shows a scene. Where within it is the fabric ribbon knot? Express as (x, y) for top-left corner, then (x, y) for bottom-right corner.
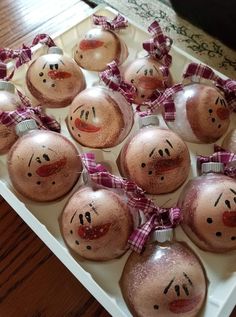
(99, 61), (136, 103)
(81, 152), (181, 253)
(143, 21), (172, 67)
(92, 13), (128, 31)
(183, 63), (236, 111)
(197, 149), (236, 178)
(0, 90), (60, 132)
(137, 84), (183, 120)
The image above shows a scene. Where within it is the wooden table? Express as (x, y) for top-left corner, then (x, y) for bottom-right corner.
(0, 0), (235, 316)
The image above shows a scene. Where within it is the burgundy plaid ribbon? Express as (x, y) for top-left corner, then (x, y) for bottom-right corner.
(92, 14), (128, 30)
(81, 152), (181, 253)
(143, 21), (172, 68)
(183, 63), (236, 111)
(99, 61), (136, 103)
(0, 34), (55, 80)
(197, 150), (236, 178)
(137, 84), (183, 120)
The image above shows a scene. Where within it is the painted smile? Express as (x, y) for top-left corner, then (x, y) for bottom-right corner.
(75, 118), (101, 133)
(222, 211), (236, 227)
(47, 70), (72, 80)
(138, 76), (163, 89)
(77, 223), (111, 240)
(79, 39), (104, 50)
(169, 295), (201, 314)
(36, 157), (67, 177)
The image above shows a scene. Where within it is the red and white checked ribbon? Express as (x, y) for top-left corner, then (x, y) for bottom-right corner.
(92, 13), (128, 31)
(183, 63), (236, 111)
(0, 34), (55, 81)
(137, 84), (183, 120)
(81, 152), (181, 253)
(197, 149), (236, 178)
(143, 21), (172, 67)
(99, 61), (136, 103)
(0, 90), (60, 132)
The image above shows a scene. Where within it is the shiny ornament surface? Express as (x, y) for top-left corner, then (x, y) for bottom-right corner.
(8, 130), (82, 201)
(120, 240), (206, 317)
(179, 173), (236, 252)
(166, 83), (230, 143)
(74, 28), (128, 72)
(60, 186), (134, 261)
(123, 57), (172, 104)
(0, 89), (20, 154)
(68, 86), (133, 148)
(222, 129), (236, 153)
(26, 53), (85, 108)
(118, 126), (190, 194)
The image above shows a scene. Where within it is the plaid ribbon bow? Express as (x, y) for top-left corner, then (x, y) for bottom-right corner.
(99, 61), (136, 103)
(81, 152), (181, 253)
(197, 149), (236, 178)
(183, 63), (236, 111)
(0, 90), (60, 132)
(137, 84), (183, 120)
(0, 34), (55, 81)
(143, 21), (172, 67)
(92, 13), (128, 31)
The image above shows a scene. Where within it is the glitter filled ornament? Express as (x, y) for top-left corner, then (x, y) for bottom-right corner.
(0, 81), (20, 154)
(68, 86), (134, 148)
(222, 129), (236, 153)
(120, 229), (207, 317)
(60, 185), (135, 261)
(74, 14), (128, 72)
(123, 21), (173, 105)
(118, 115), (190, 194)
(8, 119), (82, 202)
(26, 46), (86, 108)
(179, 162), (236, 253)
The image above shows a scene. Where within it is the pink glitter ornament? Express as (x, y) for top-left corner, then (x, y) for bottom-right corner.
(8, 119), (82, 202)
(26, 46), (86, 108)
(120, 229), (207, 317)
(118, 115), (190, 194)
(179, 161), (236, 253)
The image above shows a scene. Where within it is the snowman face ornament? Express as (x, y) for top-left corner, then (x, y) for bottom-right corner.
(8, 130), (82, 201)
(26, 54), (85, 108)
(119, 127), (190, 194)
(124, 57), (170, 104)
(61, 186), (134, 260)
(68, 87), (133, 148)
(74, 28), (127, 72)
(181, 174), (236, 252)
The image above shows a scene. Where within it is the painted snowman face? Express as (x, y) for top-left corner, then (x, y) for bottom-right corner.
(74, 28), (128, 71)
(120, 242), (206, 317)
(26, 54), (85, 108)
(8, 130), (82, 201)
(167, 84), (230, 143)
(124, 57), (171, 104)
(68, 87), (133, 148)
(222, 129), (236, 153)
(181, 174), (236, 252)
(0, 90), (21, 154)
(118, 127), (190, 194)
(60, 186), (134, 260)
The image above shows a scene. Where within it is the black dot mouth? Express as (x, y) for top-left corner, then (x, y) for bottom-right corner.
(215, 231), (222, 237)
(231, 236), (236, 241)
(207, 217), (213, 224)
(75, 240), (80, 245)
(86, 245), (92, 250)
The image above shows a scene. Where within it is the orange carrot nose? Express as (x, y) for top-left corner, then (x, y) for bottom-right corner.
(79, 39), (104, 50)
(216, 107), (229, 120)
(36, 157), (67, 177)
(222, 211), (236, 227)
(48, 70), (71, 80)
(138, 76), (163, 90)
(78, 223), (111, 240)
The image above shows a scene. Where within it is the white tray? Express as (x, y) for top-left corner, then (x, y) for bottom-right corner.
(1, 5), (236, 317)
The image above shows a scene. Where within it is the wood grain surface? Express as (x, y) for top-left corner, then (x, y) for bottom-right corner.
(0, 0), (235, 316)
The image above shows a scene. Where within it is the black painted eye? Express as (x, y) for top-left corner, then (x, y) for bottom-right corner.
(208, 109), (213, 113)
(70, 116), (72, 120)
(144, 69), (148, 76)
(75, 240), (80, 245)
(149, 69), (153, 76)
(43, 154), (50, 161)
(51, 83), (56, 88)
(160, 176), (164, 181)
(55, 64), (58, 70)
(216, 232), (222, 237)
(153, 305), (159, 310)
(86, 245), (92, 250)
(165, 148), (170, 156)
(27, 173), (32, 177)
(130, 79), (134, 83)
(43, 79), (46, 83)
(148, 171), (153, 175)
(211, 118), (216, 123)
(141, 163), (146, 168)
(141, 94), (145, 98)
(234, 197), (236, 204)
(207, 217), (213, 224)
(72, 127), (74, 130)
(231, 236), (236, 241)
(85, 211), (91, 224)
(50, 64), (54, 70)
(225, 200), (231, 209)
(218, 124), (221, 129)
(52, 181), (55, 185)
(158, 149), (164, 157)
(79, 214), (84, 225)
(36, 181), (41, 185)
(39, 72), (44, 77)
(70, 230), (73, 234)
(80, 54), (83, 59)
(36, 157), (41, 163)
